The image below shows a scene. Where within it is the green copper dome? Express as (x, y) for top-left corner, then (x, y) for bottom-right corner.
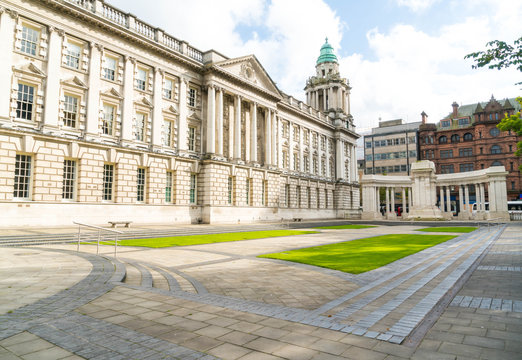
(316, 38), (338, 65)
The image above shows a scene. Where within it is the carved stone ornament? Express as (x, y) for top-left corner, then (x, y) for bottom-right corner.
(240, 63), (256, 83)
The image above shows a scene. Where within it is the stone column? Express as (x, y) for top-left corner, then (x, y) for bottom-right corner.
(0, 8), (17, 122)
(151, 68), (163, 148)
(352, 145), (357, 182)
(42, 27), (64, 131)
(337, 87), (342, 111)
(336, 138), (343, 180)
(402, 187), (406, 216)
(323, 89), (327, 110)
(408, 187), (412, 212)
(391, 187), (395, 214)
(266, 109), (272, 166)
(480, 183), (485, 212)
(121, 56), (135, 142)
(216, 88), (223, 155)
(446, 186), (451, 213)
(459, 185), (464, 214)
(234, 95), (241, 159)
(475, 183), (481, 213)
(250, 102), (257, 162)
(314, 91), (319, 109)
(271, 112), (277, 165)
(206, 85), (216, 154)
(178, 78), (189, 152)
(244, 102), (250, 162)
(376, 187), (380, 214)
(385, 187), (390, 214)
(464, 185), (470, 214)
(440, 187), (445, 212)
(298, 125), (303, 171)
(86, 43), (102, 137)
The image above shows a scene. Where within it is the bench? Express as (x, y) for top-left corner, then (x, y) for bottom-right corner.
(108, 221), (132, 228)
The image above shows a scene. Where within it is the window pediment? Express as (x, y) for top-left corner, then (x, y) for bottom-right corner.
(101, 87), (123, 100)
(13, 63), (46, 78)
(164, 104), (178, 115)
(135, 96), (153, 108)
(61, 76), (88, 89)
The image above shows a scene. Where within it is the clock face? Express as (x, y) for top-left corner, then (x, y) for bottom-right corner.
(489, 127), (500, 137)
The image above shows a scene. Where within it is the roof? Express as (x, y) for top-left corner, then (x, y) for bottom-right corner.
(442, 97), (521, 120)
(316, 38), (338, 65)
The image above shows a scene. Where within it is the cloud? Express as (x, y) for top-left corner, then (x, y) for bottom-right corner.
(395, 0), (439, 12)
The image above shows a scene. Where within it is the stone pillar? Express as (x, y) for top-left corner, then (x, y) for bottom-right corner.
(390, 187), (396, 217)
(151, 68), (163, 148)
(446, 186), (451, 214)
(464, 185), (470, 214)
(42, 27), (64, 131)
(458, 185), (465, 219)
(250, 102), (257, 162)
(298, 125), (303, 171)
(289, 121), (294, 169)
(335, 138), (343, 180)
(407, 160), (443, 219)
(178, 78), (189, 152)
(86, 43), (102, 137)
(266, 109), (272, 166)
(408, 187), (412, 212)
(351, 145), (357, 182)
(314, 91), (318, 109)
(385, 187), (390, 214)
(480, 183), (485, 212)
(323, 89), (327, 110)
(402, 187), (406, 217)
(440, 187), (445, 212)
(216, 88), (223, 155)
(0, 8), (17, 122)
(234, 95), (241, 159)
(376, 187), (380, 214)
(475, 183), (481, 214)
(121, 56), (135, 143)
(271, 112), (277, 165)
(244, 102), (250, 162)
(206, 85), (216, 154)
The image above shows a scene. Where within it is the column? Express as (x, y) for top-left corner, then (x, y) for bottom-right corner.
(335, 138), (343, 179)
(391, 187), (395, 214)
(216, 88), (223, 155)
(244, 102), (250, 162)
(0, 8), (17, 121)
(385, 187), (390, 214)
(250, 102), (257, 162)
(446, 186), (451, 213)
(234, 95), (241, 159)
(308, 130), (313, 173)
(42, 27), (64, 130)
(351, 145), (357, 182)
(402, 187), (406, 216)
(265, 109), (272, 165)
(464, 185), (470, 214)
(440, 187), (445, 212)
(151, 68), (163, 148)
(488, 181), (497, 212)
(178, 78), (189, 152)
(86, 43), (102, 136)
(337, 87), (342, 111)
(376, 187), (380, 214)
(121, 56), (135, 142)
(288, 120), (294, 169)
(459, 185), (464, 214)
(206, 85), (215, 154)
(271, 112), (277, 165)
(298, 125), (303, 171)
(314, 91), (319, 109)
(480, 183), (485, 212)
(408, 187), (413, 212)
(322, 89), (327, 110)
(474, 184), (480, 213)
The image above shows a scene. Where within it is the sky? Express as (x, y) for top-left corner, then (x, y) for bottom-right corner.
(109, 0), (520, 132)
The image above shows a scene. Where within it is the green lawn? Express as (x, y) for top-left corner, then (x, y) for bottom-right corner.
(314, 224), (377, 230)
(258, 234), (456, 274)
(105, 230), (318, 248)
(416, 227), (477, 233)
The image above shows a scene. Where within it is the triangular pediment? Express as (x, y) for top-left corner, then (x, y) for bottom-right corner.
(61, 76), (88, 89)
(187, 111), (200, 121)
(214, 55), (281, 97)
(101, 87), (123, 99)
(13, 62), (46, 77)
(164, 104), (178, 115)
(136, 96), (153, 108)
(484, 95), (503, 112)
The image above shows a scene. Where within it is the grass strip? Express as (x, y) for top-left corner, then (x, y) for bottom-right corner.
(259, 234), (456, 274)
(416, 227), (477, 233)
(104, 230), (318, 248)
(314, 224), (377, 230)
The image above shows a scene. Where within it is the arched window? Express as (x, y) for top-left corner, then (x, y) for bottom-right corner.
(491, 160), (502, 166)
(489, 127), (500, 137)
(463, 133), (473, 141)
(491, 145), (501, 154)
(439, 136), (447, 144)
(451, 134), (460, 143)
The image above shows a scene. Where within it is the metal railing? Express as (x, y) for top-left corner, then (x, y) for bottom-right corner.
(73, 221), (123, 257)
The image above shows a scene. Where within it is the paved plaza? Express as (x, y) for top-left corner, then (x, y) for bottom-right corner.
(0, 223), (521, 359)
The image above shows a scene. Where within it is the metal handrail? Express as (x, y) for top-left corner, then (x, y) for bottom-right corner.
(73, 221), (123, 257)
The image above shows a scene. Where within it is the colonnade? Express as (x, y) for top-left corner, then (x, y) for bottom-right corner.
(306, 86), (349, 113)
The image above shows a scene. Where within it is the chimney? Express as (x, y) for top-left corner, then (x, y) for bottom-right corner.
(452, 101), (459, 118)
(421, 111), (428, 124)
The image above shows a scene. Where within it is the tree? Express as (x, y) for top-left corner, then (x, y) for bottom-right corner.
(465, 37), (522, 170)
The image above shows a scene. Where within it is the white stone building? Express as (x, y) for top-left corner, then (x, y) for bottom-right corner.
(0, 0), (360, 226)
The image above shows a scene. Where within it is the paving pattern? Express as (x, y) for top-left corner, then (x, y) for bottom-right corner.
(0, 223), (520, 359)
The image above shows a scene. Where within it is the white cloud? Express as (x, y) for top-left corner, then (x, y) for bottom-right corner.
(395, 0), (439, 12)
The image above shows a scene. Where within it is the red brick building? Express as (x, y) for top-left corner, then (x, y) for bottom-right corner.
(419, 96), (521, 201)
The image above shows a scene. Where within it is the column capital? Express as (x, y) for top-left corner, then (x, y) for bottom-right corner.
(48, 26), (65, 37)
(155, 67), (164, 75)
(181, 76), (190, 85)
(2, 8), (19, 20)
(91, 42), (104, 52)
(124, 55), (136, 64)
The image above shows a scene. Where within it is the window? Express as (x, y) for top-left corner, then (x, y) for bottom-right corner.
(189, 174), (197, 204)
(489, 127), (500, 137)
(441, 164), (454, 174)
(409, 150), (417, 158)
(451, 134), (460, 143)
(102, 56), (117, 81)
(459, 163), (474, 172)
(103, 164), (114, 201)
(440, 120), (450, 128)
(62, 160), (76, 200)
(228, 176), (234, 205)
(163, 78), (174, 100)
(458, 118), (469, 127)
(188, 87), (197, 107)
(491, 145), (501, 154)
(245, 178), (251, 205)
(63, 95), (79, 128)
(20, 24), (39, 56)
(137, 168), (146, 202)
(16, 83), (35, 121)
(165, 171), (173, 203)
(293, 153), (299, 171)
(293, 126), (299, 142)
(510, 162), (514, 171)
(284, 184), (290, 207)
(262, 180), (268, 206)
(463, 133), (473, 141)
(303, 130), (309, 145)
(296, 185), (301, 208)
(136, 113), (146, 141)
(14, 154), (32, 199)
(136, 68), (147, 91)
(316, 188), (320, 209)
(325, 189), (329, 208)
(509, 145), (513, 152)
(282, 150), (288, 168)
(439, 136), (447, 144)
(312, 156), (318, 174)
(65, 41), (81, 69)
(102, 104), (115, 135)
(511, 181), (515, 190)
(188, 126), (196, 151)
(491, 161), (502, 166)
(164, 120), (174, 147)
(459, 148), (473, 157)
(365, 141), (372, 149)
(303, 155), (309, 172)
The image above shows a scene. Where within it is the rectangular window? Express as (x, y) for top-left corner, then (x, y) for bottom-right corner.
(65, 41), (81, 69)
(137, 168), (146, 202)
(136, 113), (146, 141)
(316, 188), (320, 209)
(17, 83), (35, 121)
(303, 155), (309, 172)
(307, 187), (311, 208)
(228, 176), (234, 205)
(164, 78), (173, 100)
(165, 171), (173, 203)
(293, 153), (299, 171)
(441, 120), (450, 127)
(459, 163), (474, 172)
(365, 141), (372, 148)
(188, 126), (196, 151)
(313, 157), (318, 174)
(62, 160), (76, 200)
(188, 88), (196, 107)
(14, 154), (32, 199)
(136, 68), (147, 91)
(282, 150), (288, 168)
(459, 148), (473, 157)
(102, 104), (115, 135)
(164, 120), (174, 147)
(103, 164), (114, 201)
(189, 173), (197, 204)
(296, 185), (301, 208)
(285, 184), (290, 207)
(20, 25), (39, 56)
(440, 149), (453, 158)
(325, 189), (329, 208)
(458, 118), (469, 126)
(102, 56), (117, 81)
(262, 180), (268, 206)
(511, 181), (515, 190)
(409, 150), (417, 158)
(246, 178), (251, 206)
(63, 95), (79, 128)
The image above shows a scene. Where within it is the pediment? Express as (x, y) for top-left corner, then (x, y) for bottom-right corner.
(187, 111), (200, 121)
(483, 96), (503, 112)
(61, 76), (88, 89)
(214, 55), (281, 97)
(13, 62), (46, 77)
(101, 87), (123, 99)
(136, 96), (153, 108)
(164, 104), (178, 115)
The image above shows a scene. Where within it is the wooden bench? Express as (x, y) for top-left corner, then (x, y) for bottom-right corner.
(108, 221), (132, 228)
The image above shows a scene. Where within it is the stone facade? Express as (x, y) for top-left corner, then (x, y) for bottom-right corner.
(0, 0), (360, 226)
